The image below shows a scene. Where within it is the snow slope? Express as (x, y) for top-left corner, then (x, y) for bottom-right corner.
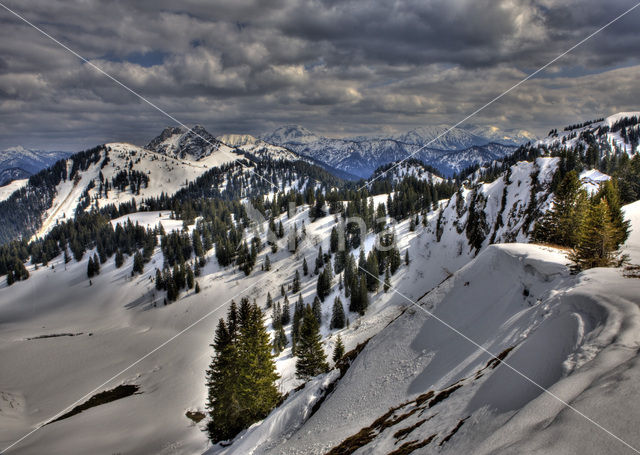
(236, 208), (640, 454)
(32, 142), (241, 240)
(0, 179), (28, 202)
(539, 111), (640, 155)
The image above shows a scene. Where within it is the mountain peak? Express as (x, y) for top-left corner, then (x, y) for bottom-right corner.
(146, 125), (221, 160)
(261, 125), (318, 145)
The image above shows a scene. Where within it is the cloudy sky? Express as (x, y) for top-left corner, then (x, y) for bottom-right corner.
(0, 0), (639, 150)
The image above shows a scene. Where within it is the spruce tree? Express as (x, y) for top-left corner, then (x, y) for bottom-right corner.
(87, 256), (95, 278)
(281, 296), (291, 325)
(155, 269), (164, 290)
(206, 318), (239, 442)
(186, 266), (195, 289)
(330, 296), (346, 329)
(405, 250), (410, 266)
(292, 270), (301, 293)
(333, 335), (345, 363)
(266, 292), (273, 309)
(295, 305), (329, 380)
(195, 281), (201, 293)
(570, 199), (622, 270)
(292, 294), (304, 355)
(264, 255), (271, 272)
(302, 257), (308, 276)
(532, 170), (588, 248)
(115, 249), (124, 268)
(237, 302), (281, 423)
(383, 267), (391, 293)
(133, 251), (144, 274)
(313, 295), (322, 325)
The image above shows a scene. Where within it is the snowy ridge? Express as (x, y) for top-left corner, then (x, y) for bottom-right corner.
(217, 134), (300, 162)
(538, 111), (640, 155)
(33, 142), (241, 239)
(262, 126), (519, 178)
(232, 204), (640, 454)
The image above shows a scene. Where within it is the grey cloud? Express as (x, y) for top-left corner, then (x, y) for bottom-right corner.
(0, 0), (639, 150)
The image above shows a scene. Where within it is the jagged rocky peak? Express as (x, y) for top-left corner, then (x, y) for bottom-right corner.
(146, 124), (221, 160)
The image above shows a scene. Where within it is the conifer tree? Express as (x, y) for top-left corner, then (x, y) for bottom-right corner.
(291, 294), (304, 352)
(281, 296), (291, 325)
(333, 335), (345, 363)
(313, 295), (322, 325)
(206, 318), (239, 442)
(292, 270), (301, 293)
(264, 254), (271, 272)
(594, 179), (630, 247)
(266, 292), (273, 309)
(133, 251), (144, 274)
(330, 296), (346, 329)
(155, 269), (164, 290)
(115, 249), (124, 268)
(302, 257), (308, 276)
(295, 305), (329, 380)
(405, 250), (410, 266)
(365, 251), (379, 292)
(570, 199), (622, 270)
(330, 226), (339, 253)
(383, 267), (391, 293)
(207, 300), (281, 442)
(87, 256), (96, 278)
(532, 170), (588, 247)
(195, 281), (201, 293)
(186, 266), (195, 289)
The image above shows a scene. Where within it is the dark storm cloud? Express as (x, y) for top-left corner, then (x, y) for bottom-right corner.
(0, 0), (639, 149)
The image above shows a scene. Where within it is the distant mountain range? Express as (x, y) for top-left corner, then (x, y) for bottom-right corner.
(261, 125), (533, 178)
(0, 146), (72, 186)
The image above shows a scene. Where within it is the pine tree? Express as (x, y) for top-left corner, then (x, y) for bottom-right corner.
(364, 251), (379, 292)
(295, 305), (329, 380)
(312, 295), (322, 325)
(292, 270), (301, 293)
(330, 226), (339, 253)
(155, 268), (164, 290)
(281, 296), (291, 325)
(132, 251), (144, 274)
(383, 267), (391, 293)
(115, 249), (124, 268)
(594, 179), (630, 247)
(532, 170), (588, 248)
(405, 250), (410, 266)
(206, 318), (239, 442)
(330, 296), (346, 329)
(280, 284), (286, 297)
(570, 199), (622, 270)
(332, 335), (345, 363)
(87, 256), (95, 278)
(291, 294), (304, 354)
(195, 281), (201, 293)
(264, 254), (271, 272)
(266, 292), (273, 309)
(186, 266), (195, 289)
(302, 257), (308, 276)
(207, 301), (281, 442)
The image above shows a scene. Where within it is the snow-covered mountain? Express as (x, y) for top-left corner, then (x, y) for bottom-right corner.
(261, 125), (519, 178)
(146, 125), (227, 160)
(1, 113), (639, 455)
(464, 125), (537, 146)
(538, 111), (640, 155)
(0, 146), (72, 185)
(217, 134), (301, 162)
